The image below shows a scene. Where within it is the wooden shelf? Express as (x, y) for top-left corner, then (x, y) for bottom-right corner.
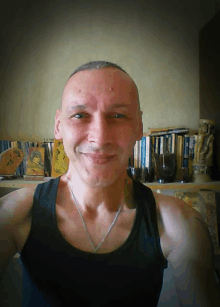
(0, 177), (52, 188)
(0, 178), (220, 190)
(144, 181), (220, 191)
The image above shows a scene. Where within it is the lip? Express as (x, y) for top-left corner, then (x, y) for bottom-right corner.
(83, 153), (116, 165)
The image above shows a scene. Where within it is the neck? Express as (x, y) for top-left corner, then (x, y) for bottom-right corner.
(65, 169), (133, 214)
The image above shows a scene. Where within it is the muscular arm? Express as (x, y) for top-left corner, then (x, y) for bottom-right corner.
(167, 211), (220, 306)
(0, 188), (34, 281)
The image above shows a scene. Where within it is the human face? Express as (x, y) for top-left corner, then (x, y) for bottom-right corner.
(33, 155), (40, 165)
(55, 68), (143, 187)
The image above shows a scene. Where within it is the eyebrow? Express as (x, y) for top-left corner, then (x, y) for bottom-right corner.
(66, 102), (131, 111)
(66, 104), (87, 111)
(109, 103), (130, 109)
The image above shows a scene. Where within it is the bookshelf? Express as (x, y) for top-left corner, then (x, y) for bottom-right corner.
(0, 178), (220, 191)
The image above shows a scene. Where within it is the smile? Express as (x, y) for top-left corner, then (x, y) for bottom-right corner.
(82, 153), (116, 165)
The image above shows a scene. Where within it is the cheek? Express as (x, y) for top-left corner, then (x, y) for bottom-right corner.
(63, 122), (84, 143)
(116, 127), (137, 146)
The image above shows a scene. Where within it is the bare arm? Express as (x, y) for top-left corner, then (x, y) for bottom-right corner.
(0, 188), (34, 281)
(167, 212), (220, 306)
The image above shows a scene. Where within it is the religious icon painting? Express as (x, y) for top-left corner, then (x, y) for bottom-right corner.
(26, 147), (45, 176)
(51, 139), (69, 177)
(0, 148), (24, 175)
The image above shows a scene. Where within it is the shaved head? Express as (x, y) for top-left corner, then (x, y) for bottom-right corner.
(61, 61), (140, 111)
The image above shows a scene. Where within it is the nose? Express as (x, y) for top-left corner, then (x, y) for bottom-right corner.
(87, 115), (113, 147)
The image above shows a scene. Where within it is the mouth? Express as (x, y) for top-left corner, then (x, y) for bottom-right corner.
(82, 153), (116, 165)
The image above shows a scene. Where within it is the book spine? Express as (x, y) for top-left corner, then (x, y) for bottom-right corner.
(164, 134), (170, 153)
(20, 142), (27, 175)
(145, 136), (151, 168)
(15, 141), (21, 177)
(183, 135), (190, 168)
(188, 135), (196, 180)
(138, 140), (142, 169)
(155, 137), (160, 156)
(3, 140), (9, 151)
(141, 137), (146, 180)
(148, 127), (186, 134)
(133, 141), (139, 169)
(160, 136), (165, 154)
(17, 141), (24, 177)
(42, 142), (51, 177)
(171, 133), (176, 153)
(176, 135), (183, 180)
(0, 140), (4, 154)
(24, 142), (30, 174)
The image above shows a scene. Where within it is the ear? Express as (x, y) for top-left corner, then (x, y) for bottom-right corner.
(54, 109), (63, 140)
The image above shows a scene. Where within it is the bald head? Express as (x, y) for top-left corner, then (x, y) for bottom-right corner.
(61, 61), (140, 111)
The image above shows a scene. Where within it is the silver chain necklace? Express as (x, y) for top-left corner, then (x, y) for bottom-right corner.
(67, 177), (122, 252)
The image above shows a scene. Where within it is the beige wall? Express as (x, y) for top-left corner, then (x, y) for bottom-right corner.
(0, 0), (216, 142)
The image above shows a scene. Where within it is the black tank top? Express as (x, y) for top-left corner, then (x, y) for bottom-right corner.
(20, 177), (167, 307)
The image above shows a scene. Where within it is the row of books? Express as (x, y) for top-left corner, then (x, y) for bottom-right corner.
(0, 139), (54, 177)
(0, 126), (198, 181)
(129, 127), (198, 181)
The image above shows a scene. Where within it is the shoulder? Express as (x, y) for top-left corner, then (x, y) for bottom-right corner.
(153, 191), (202, 230)
(152, 191), (207, 256)
(153, 192), (220, 306)
(0, 187), (36, 270)
(0, 186), (35, 229)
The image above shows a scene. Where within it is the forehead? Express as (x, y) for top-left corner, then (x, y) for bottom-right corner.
(62, 68), (138, 108)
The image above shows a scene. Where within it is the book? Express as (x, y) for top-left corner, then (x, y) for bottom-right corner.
(160, 136), (165, 154)
(149, 128), (190, 137)
(188, 135), (196, 180)
(145, 135), (151, 169)
(164, 134), (170, 153)
(133, 140), (139, 169)
(140, 137), (146, 181)
(51, 139), (69, 177)
(0, 141), (4, 154)
(183, 135), (190, 168)
(155, 137), (160, 156)
(171, 133), (177, 154)
(176, 135), (183, 180)
(138, 140), (142, 169)
(148, 126), (186, 134)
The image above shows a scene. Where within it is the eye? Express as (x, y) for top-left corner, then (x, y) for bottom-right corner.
(72, 113), (88, 119)
(112, 113), (127, 119)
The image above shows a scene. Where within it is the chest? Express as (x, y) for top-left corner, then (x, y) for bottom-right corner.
(55, 197), (170, 259)
(55, 201), (137, 254)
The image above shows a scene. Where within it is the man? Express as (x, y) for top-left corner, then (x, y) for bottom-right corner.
(0, 61), (220, 306)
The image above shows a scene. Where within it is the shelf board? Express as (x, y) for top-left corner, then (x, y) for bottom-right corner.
(0, 178), (220, 190)
(144, 181), (220, 191)
(0, 177), (52, 188)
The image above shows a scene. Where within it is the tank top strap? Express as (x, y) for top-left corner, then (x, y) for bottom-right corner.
(132, 180), (168, 269)
(31, 177), (60, 233)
